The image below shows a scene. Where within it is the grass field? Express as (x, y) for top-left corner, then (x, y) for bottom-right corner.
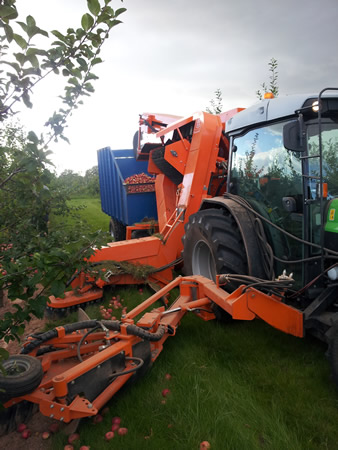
(66, 196), (109, 232)
(50, 198), (338, 450)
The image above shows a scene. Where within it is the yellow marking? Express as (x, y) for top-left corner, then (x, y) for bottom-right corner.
(329, 209), (335, 221)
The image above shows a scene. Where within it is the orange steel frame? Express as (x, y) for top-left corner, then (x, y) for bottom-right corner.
(7, 276), (304, 422)
(48, 110), (242, 309)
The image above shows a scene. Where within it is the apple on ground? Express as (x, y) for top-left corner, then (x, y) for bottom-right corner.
(112, 416), (121, 425)
(105, 431), (114, 440)
(162, 388), (170, 397)
(68, 433), (80, 444)
(21, 429), (31, 439)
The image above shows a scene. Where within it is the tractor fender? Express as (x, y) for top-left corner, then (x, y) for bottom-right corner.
(199, 196), (269, 279)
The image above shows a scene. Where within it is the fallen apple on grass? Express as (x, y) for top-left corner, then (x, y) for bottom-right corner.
(42, 431), (50, 440)
(105, 431), (114, 440)
(21, 429), (31, 439)
(17, 423), (27, 433)
(200, 441), (211, 449)
(68, 433), (80, 444)
(118, 427), (128, 436)
(49, 422), (60, 433)
(162, 388), (171, 397)
(93, 414), (103, 424)
(112, 416), (121, 425)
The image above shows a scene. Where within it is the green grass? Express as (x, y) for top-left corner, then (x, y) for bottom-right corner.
(49, 197), (338, 450)
(67, 197), (109, 233)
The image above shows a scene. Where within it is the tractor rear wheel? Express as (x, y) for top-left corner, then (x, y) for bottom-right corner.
(0, 355), (43, 401)
(109, 218), (126, 241)
(182, 208), (248, 320)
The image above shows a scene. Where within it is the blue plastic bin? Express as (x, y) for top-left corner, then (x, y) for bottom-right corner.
(97, 147), (157, 226)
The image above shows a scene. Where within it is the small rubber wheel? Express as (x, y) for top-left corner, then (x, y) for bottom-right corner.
(0, 355), (43, 401)
(109, 218), (126, 241)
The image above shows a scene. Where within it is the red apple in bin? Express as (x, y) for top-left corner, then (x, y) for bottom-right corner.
(124, 173), (155, 193)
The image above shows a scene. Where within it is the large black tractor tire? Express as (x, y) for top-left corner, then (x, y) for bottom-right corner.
(109, 218), (126, 242)
(151, 147), (183, 185)
(0, 355), (43, 402)
(182, 208), (248, 321)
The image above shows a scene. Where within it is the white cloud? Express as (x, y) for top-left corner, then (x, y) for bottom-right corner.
(12, 0), (338, 174)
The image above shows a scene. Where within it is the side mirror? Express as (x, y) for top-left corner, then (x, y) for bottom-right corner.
(283, 120), (305, 152)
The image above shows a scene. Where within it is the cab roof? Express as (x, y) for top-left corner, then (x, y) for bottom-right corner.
(226, 91), (338, 134)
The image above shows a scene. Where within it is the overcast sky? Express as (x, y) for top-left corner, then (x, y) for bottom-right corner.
(14, 0), (338, 174)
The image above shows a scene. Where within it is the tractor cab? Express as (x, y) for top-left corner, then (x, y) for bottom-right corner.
(226, 89), (338, 294)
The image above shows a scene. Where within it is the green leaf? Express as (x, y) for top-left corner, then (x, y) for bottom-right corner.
(81, 13), (94, 31)
(22, 91), (33, 108)
(68, 77), (79, 86)
(27, 53), (39, 69)
(34, 27), (48, 38)
(17, 21), (28, 33)
(108, 19), (122, 29)
(28, 131), (39, 144)
(51, 30), (67, 43)
(2, 61), (21, 73)
(84, 82), (94, 93)
(13, 33), (27, 50)
(91, 57), (102, 65)
(26, 15), (36, 28)
(71, 68), (82, 79)
(27, 48), (47, 57)
(4, 24), (14, 42)
(87, 0), (100, 16)
(85, 72), (99, 81)
(115, 7), (127, 17)
(14, 52), (26, 66)
(0, 5), (18, 20)
(50, 280), (65, 298)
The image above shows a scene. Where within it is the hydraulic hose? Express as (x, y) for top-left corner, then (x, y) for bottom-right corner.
(21, 320), (166, 354)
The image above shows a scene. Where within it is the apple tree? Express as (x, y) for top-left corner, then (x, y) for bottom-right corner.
(0, 0), (126, 357)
